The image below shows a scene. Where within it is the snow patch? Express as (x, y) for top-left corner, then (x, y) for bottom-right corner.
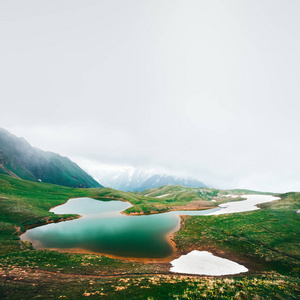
(155, 193), (171, 198)
(170, 250), (248, 276)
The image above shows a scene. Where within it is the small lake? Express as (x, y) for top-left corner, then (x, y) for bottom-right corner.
(21, 195), (279, 259)
(21, 197), (221, 258)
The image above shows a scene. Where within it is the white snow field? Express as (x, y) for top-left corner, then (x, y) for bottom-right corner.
(170, 251), (248, 276)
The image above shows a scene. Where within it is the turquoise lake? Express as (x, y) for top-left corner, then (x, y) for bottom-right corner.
(21, 198), (221, 258)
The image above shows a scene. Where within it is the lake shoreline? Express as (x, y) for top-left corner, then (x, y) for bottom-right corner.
(19, 195), (280, 272)
(122, 205), (216, 216)
(19, 200), (186, 264)
(20, 216), (183, 264)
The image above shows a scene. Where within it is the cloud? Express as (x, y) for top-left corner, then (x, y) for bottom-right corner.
(1, 0), (300, 193)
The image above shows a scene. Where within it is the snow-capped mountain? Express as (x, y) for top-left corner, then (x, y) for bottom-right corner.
(97, 168), (154, 191)
(96, 168), (207, 191)
(134, 174), (207, 192)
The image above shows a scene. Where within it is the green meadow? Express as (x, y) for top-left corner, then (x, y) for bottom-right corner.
(0, 174), (299, 299)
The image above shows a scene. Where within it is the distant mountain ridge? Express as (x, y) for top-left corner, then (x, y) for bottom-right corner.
(134, 174), (207, 192)
(96, 168), (207, 191)
(0, 128), (102, 188)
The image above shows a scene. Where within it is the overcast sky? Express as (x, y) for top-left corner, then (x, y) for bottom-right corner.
(1, 0), (300, 192)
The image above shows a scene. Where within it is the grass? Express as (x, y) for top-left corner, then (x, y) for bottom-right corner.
(174, 192), (300, 276)
(0, 174), (299, 299)
(1, 272), (299, 299)
(131, 185), (273, 214)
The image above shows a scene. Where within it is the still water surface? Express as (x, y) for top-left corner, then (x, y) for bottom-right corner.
(21, 197), (221, 258)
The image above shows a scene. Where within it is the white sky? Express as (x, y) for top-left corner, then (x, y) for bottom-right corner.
(1, 0), (300, 192)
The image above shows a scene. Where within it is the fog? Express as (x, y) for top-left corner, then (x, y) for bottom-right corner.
(1, 1), (300, 192)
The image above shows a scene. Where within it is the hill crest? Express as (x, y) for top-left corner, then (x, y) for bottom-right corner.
(0, 127), (102, 188)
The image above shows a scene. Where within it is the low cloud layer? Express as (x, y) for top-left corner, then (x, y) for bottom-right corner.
(1, 1), (300, 192)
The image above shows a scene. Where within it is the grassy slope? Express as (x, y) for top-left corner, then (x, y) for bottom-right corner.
(1, 172), (266, 229)
(0, 174), (299, 299)
(0, 174), (145, 253)
(28, 150), (103, 188)
(174, 192), (300, 276)
(0, 127), (102, 188)
(129, 185), (273, 214)
(139, 185), (273, 198)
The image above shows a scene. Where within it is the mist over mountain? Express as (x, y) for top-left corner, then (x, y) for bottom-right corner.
(0, 127), (206, 191)
(95, 168), (207, 191)
(0, 128), (102, 188)
(135, 174), (207, 192)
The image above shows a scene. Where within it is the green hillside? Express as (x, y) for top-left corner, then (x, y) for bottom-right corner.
(129, 184), (273, 214)
(0, 175), (299, 298)
(0, 174), (137, 252)
(0, 128), (102, 188)
(174, 192), (300, 276)
(139, 184), (273, 198)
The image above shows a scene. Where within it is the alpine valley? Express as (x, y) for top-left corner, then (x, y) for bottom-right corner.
(0, 128), (299, 299)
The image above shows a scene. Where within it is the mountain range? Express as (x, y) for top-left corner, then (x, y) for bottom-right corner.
(0, 127), (207, 191)
(0, 128), (102, 188)
(94, 168), (207, 191)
